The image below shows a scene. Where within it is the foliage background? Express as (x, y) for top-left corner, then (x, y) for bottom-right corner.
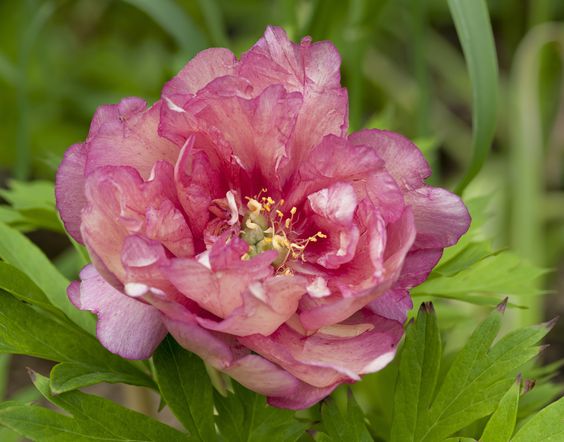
(0, 0), (562, 440)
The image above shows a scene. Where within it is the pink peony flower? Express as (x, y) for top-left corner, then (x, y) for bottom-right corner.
(56, 26), (470, 409)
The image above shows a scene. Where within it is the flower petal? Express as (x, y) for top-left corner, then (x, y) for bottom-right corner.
(70, 265), (167, 359)
(55, 143), (87, 243)
(85, 98), (179, 179)
(405, 187), (471, 249)
(349, 129), (431, 191)
(197, 275), (306, 336)
(162, 48), (237, 102)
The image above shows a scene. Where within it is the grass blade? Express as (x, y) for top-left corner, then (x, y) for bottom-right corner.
(448, 0), (499, 194)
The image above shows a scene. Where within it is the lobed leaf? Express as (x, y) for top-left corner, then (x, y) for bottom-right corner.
(480, 377), (520, 442)
(214, 382), (307, 442)
(0, 221), (95, 333)
(512, 396), (564, 442)
(318, 391), (372, 442)
(0, 292), (154, 391)
(153, 336), (216, 441)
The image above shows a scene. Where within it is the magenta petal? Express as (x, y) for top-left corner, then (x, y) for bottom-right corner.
(405, 187), (471, 249)
(55, 143), (88, 243)
(85, 99), (179, 179)
(349, 129), (431, 191)
(70, 265), (166, 359)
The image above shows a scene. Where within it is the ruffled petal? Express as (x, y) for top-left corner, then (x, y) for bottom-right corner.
(405, 187), (471, 249)
(240, 312), (403, 388)
(81, 163), (193, 281)
(349, 129), (431, 191)
(162, 48), (237, 102)
(197, 275), (306, 336)
(85, 98), (179, 179)
(69, 265), (166, 359)
(55, 143), (87, 243)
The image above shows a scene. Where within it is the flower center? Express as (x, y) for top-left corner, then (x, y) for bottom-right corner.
(240, 189), (326, 271)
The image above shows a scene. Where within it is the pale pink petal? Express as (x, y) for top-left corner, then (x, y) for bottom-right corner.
(405, 187), (471, 249)
(163, 315), (234, 370)
(224, 354), (300, 397)
(268, 384), (338, 410)
(85, 99), (179, 179)
(197, 275), (306, 336)
(349, 129), (431, 191)
(81, 164), (193, 281)
(55, 143), (87, 243)
(69, 265), (166, 359)
(162, 48), (237, 101)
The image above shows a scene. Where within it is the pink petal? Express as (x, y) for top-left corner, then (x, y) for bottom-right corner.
(238, 26), (341, 93)
(267, 383), (338, 410)
(163, 315), (234, 370)
(306, 183), (360, 269)
(81, 164), (193, 281)
(405, 187), (471, 249)
(197, 275), (306, 336)
(55, 143), (87, 243)
(69, 265), (167, 359)
(164, 244), (276, 319)
(223, 354), (300, 397)
(85, 98), (179, 179)
(240, 312), (403, 388)
(174, 136), (225, 240)
(349, 129), (431, 191)
(299, 206), (415, 330)
(162, 48), (237, 102)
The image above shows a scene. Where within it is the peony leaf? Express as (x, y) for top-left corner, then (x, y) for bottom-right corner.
(0, 371), (188, 441)
(390, 303), (441, 442)
(318, 391), (372, 442)
(0, 261), (62, 316)
(480, 376), (521, 442)
(511, 396), (564, 442)
(214, 382), (308, 442)
(153, 336), (215, 441)
(389, 303), (553, 441)
(50, 362), (155, 394)
(0, 292), (153, 390)
(413, 251), (547, 300)
(0, 221), (95, 334)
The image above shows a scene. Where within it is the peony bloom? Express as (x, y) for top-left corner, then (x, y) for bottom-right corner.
(56, 26), (470, 409)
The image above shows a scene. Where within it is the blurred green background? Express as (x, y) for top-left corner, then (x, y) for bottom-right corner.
(0, 0), (562, 413)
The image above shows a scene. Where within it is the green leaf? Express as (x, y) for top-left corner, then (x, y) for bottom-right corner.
(0, 402), (85, 442)
(0, 292), (154, 391)
(215, 382), (308, 442)
(512, 396), (564, 442)
(153, 336), (215, 441)
(0, 261), (63, 316)
(50, 362), (154, 394)
(412, 251), (546, 299)
(480, 377), (521, 442)
(389, 303), (552, 441)
(448, 0), (499, 194)
(318, 392), (372, 442)
(0, 221), (95, 333)
(122, 0), (208, 56)
(391, 303), (441, 442)
(0, 372), (188, 441)
(433, 241), (494, 276)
